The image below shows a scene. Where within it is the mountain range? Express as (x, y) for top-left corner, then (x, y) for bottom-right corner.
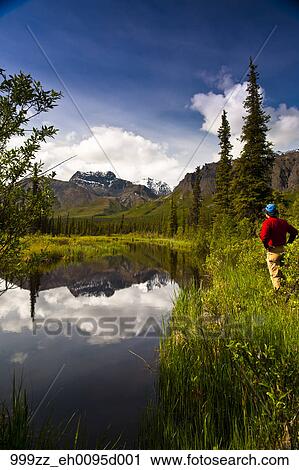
(51, 171), (171, 216)
(175, 150), (299, 196)
(50, 150), (299, 217)
(70, 171), (171, 197)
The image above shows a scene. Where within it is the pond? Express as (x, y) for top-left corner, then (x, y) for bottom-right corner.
(0, 243), (198, 448)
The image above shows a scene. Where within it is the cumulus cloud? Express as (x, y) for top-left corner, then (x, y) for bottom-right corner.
(191, 82), (247, 159)
(190, 74), (299, 160)
(267, 104), (299, 150)
(191, 83), (247, 136)
(37, 126), (182, 186)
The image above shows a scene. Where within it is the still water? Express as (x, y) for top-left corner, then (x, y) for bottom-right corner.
(0, 244), (196, 447)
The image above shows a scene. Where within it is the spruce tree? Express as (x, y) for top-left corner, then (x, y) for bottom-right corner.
(190, 166), (202, 226)
(120, 213), (125, 233)
(231, 58), (274, 220)
(215, 110), (232, 211)
(31, 163), (40, 233)
(169, 195), (178, 237)
(181, 204), (186, 234)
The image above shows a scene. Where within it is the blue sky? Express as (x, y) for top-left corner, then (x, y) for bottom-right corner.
(1, 0), (299, 185)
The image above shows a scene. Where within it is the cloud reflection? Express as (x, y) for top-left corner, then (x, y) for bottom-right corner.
(0, 278), (177, 345)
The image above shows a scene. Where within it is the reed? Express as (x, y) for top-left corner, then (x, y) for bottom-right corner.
(0, 378), (82, 449)
(141, 232), (299, 449)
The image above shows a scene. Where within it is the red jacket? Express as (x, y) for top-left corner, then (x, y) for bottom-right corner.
(260, 217), (298, 248)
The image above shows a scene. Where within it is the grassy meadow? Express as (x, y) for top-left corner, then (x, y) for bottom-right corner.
(141, 216), (299, 449)
(22, 233), (193, 265)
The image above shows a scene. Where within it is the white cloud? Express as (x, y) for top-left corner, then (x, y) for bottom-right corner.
(191, 82), (247, 137)
(190, 75), (299, 160)
(37, 126), (183, 186)
(196, 66), (234, 91)
(267, 104), (299, 151)
(65, 131), (77, 142)
(190, 82), (247, 160)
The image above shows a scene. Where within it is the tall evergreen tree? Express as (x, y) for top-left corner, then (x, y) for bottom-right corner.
(231, 58), (274, 220)
(120, 213), (125, 233)
(169, 195), (178, 237)
(181, 203), (186, 234)
(215, 110), (233, 211)
(190, 166), (202, 226)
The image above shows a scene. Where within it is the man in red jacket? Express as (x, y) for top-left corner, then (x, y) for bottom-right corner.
(260, 203), (298, 290)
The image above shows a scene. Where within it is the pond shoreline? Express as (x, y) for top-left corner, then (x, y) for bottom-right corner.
(1, 240), (197, 449)
(22, 234), (193, 265)
(3, 233), (298, 450)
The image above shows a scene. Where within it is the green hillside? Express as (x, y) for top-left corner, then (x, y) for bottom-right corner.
(98, 189), (194, 221)
(54, 197), (126, 218)
(53, 194), (174, 219)
(53, 193), (177, 220)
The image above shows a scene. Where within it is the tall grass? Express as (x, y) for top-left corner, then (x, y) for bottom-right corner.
(0, 379), (83, 449)
(22, 235), (130, 264)
(0, 379), (122, 449)
(141, 218), (299, 449)
(23, 234), (193, 266)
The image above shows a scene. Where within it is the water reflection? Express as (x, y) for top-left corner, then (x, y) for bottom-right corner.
(0, 243), (197, 447)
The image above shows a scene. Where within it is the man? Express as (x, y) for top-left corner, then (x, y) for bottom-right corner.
(260, 203), (298, 290)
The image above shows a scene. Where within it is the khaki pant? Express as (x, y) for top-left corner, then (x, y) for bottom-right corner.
(266, 246), (285, 290)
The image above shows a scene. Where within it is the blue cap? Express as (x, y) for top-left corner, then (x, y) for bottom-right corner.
(264, 203), (277, 216)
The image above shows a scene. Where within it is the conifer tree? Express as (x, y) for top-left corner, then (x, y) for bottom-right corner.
(169, 195), (178, 237)
(190, 166), (202, 226)
(120, 213), (125, 233)
(181, 204), (186, 234)
(215, 110), (232, 211)
(231, 58), (274, 220)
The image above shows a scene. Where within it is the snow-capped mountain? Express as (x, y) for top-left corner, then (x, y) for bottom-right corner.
(136, 177), (171, 196)
(70, 171), (171, 197)
(46, 170), (172, 215)
(70, 170), (120, 189)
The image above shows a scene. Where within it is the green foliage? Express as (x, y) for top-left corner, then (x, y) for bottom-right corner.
(190, 166), (202, 226)
(231, 59), (274, 220)
(215, 110), (232, 211)
(0, 68), (61, 270)
(281, 240), (299, 306)
(169, 195), (178, 237)
(286, 192), (299, 227)
(142, 216), (299, 449)
(54, 195), (119, 218)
